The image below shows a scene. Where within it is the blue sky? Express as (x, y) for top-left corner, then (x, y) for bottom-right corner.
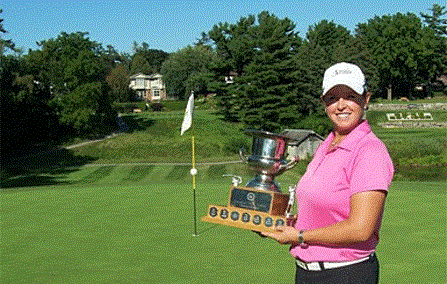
(2, 0), (435, 54)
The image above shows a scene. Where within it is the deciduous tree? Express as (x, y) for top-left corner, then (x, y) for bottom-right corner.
(160, 45), (215, 100)
(130, 42), (169, 75)
(356, 13), (446, 99)
(26, 32), (116, 136)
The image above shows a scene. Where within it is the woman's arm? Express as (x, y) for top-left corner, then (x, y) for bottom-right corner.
(261, 190), (387, 245)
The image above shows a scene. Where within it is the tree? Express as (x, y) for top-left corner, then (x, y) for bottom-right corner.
(106, 64), (134, 102)
(130, 42), (169, 75)
(292, 20), (356, 107)
(25, 32), (116, 136)
(421, 4), (447, 36)
(208, 11), (301, 131)
(1, 11), (57, 158)
(356, 13), (446, 99)
(0, 9), (17, 54)
(160, 45), (215, 100)
(286, 20), (365, 134)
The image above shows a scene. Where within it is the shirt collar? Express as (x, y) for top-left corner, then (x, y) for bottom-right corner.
(327, 120), (371, 152)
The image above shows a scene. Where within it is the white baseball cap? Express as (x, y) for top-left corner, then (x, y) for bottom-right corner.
(322, 62), (366, 96)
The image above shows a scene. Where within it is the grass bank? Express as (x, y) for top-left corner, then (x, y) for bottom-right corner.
(71, 111), (251, 164)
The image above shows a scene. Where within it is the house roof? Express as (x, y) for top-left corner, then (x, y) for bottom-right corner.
(130, 73), (162, 79)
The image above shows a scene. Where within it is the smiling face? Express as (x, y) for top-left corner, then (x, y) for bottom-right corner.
(323, 85), (370, 136)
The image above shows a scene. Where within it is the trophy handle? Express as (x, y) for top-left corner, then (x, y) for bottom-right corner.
(286, 184), (296, 218)
(223, 174), (242, 186)
(276, 156), (299, 174)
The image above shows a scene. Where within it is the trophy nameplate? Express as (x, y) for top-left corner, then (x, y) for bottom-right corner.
(201, 186), (289, 232)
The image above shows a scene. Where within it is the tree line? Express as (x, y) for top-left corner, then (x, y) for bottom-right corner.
(162, 6), (446, 131)
(1, 5), (446, 159)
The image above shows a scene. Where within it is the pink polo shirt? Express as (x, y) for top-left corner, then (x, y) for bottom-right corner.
(289, 120), (394, 262)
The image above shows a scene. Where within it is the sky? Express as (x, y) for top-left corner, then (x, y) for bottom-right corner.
(1, 0), (436, 54)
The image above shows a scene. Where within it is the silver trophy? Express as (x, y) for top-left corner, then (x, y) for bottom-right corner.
(202, 129), (320, 232)
(240, 129), (299, 192)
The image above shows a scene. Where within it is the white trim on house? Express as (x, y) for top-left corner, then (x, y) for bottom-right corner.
(129, 73), (167, 102)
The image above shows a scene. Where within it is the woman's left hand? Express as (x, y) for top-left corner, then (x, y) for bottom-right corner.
(260, 226), (300, 244)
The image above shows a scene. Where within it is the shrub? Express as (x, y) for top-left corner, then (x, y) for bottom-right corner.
(150, 103), (164, 112)
(113, 102), (147, 113)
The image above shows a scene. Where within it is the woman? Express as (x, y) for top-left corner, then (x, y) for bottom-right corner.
(262, 62), (394, 284)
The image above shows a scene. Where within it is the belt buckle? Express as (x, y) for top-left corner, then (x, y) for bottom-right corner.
(296, 259), (322, 271)
(295, 259), (308, 270)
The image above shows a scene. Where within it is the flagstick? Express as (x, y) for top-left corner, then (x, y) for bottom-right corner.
(180, 91), (198, 236)
(191, 126), (198, 236)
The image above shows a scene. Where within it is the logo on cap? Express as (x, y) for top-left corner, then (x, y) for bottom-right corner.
(333, 69), (352, 76)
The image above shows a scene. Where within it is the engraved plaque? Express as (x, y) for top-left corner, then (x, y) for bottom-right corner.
(229, 187), (272, 212)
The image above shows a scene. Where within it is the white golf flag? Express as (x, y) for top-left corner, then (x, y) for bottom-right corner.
(181, 92), (194, 135)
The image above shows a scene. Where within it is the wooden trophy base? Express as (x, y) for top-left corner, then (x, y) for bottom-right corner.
(201, 186), (289, 232)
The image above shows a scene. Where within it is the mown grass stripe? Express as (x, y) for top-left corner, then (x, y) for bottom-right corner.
(207, 164), (227, 179)
(78, 166), (115, 184)
(122, 165), (154, 182)
(166, 165), (190, 180)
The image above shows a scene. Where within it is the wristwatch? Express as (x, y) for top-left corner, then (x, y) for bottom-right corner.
(298, 230), (305, 244)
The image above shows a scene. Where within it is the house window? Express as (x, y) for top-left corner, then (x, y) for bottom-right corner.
(136, 78), (144, 87)
(152, 89), (160, 100)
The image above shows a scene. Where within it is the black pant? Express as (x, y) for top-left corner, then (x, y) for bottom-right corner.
(295, 254), (379, 284)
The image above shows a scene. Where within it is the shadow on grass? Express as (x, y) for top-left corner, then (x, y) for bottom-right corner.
(122, 165), (154, 182)
(166, 166), (190, 180)
(119, 115), (156, 133)
(207, 164), (227, 179)
(1, 147), (95, 189)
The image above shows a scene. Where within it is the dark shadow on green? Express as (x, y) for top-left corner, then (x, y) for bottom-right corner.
(166, 166), (190, 180)
(1, 148), (95, 189)
(122, 165), (154, 182)
(119, 115), (155, 133)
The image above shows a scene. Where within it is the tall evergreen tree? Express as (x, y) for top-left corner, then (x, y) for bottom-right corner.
(0, 9), (16, 54)
(420, 4), (447, 36)
(208, 11), (301, 131)
(289, 20), (357, 134)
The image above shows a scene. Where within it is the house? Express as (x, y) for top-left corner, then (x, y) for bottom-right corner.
(129, 73), (167, 102)
(225, 71), (238, 84)
(281, 129), (325, 159)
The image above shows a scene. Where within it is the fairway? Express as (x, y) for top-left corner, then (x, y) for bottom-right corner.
(1, 164), (446, 283)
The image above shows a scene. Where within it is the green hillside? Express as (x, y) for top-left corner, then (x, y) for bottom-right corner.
(70, 110), (251, 164)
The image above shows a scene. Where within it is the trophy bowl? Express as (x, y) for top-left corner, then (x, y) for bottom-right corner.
(241, 129), (298, 192)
